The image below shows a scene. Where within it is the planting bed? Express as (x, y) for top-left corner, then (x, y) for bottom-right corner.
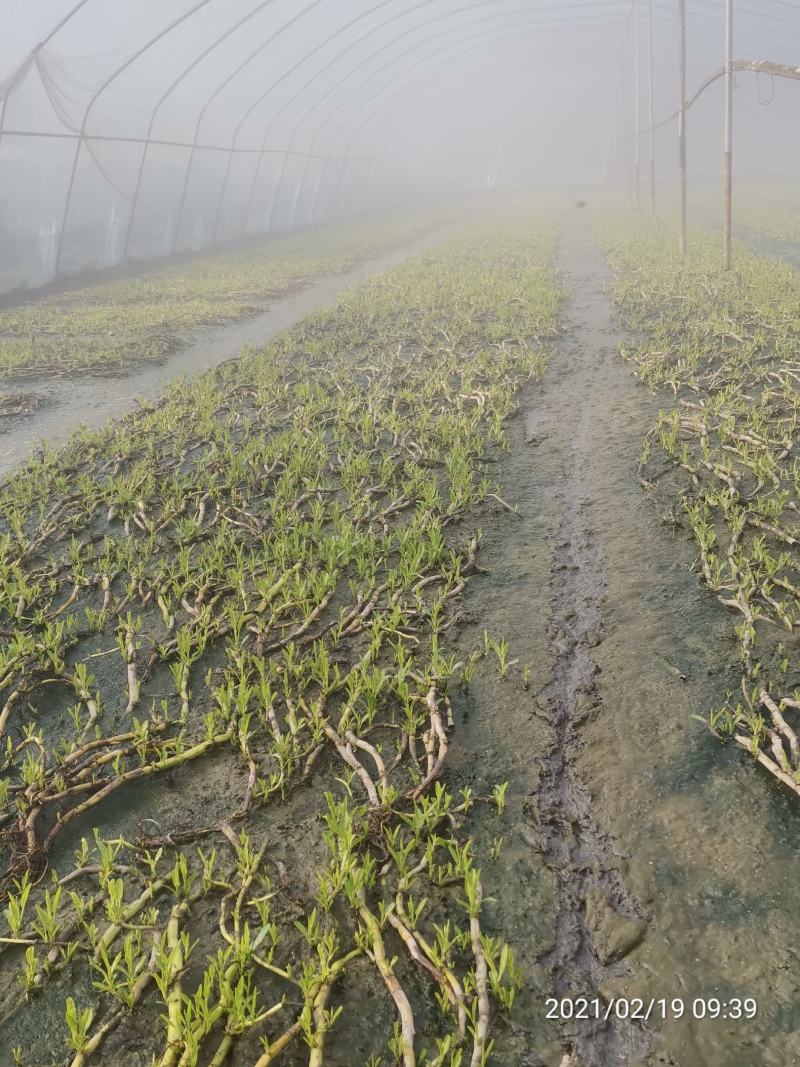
(736, 204), (800, 246)
(599, 216), (800, 796)
(0, 215), (562, 1066)
(5, 203), (800, 1067)
(0, 212), (445, 386)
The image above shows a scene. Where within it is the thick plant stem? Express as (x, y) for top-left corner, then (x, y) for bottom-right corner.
(469, 878), (490, 1067)
(251, 950), (359, 1067)
(356, 886), (415, 1067)
(43, 730), (233, 852)
(159, 902), (188, 1067)
(410, 684), (448, 799)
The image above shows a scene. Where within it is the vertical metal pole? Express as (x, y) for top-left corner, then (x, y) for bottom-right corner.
(621, 37), (632, 201)
(211, 151), (235, 242)
(288, 159), (310, 228)
(634, 0), (641, 209)
(648, 0), (656, 213)
(360, 156), (379, 214)
(242, 147), (268, 236)
(54, 138), (85, 275)
(289, 150), (318, 229)
(619, 41), (630, 198)
(723, 0), (734, 269)
(267, 148), (294, 230)
(678, 0), (687, 256)
(329, 158), (351, 220)
(309, 156), (335, 223)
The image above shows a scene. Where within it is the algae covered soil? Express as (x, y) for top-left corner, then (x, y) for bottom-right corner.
(2, 204), (800, 1067)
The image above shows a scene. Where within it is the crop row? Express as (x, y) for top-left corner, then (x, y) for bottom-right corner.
(0, 210), (446, 384)
(0, 214), (561, 1066)
(598, 215), (800, 798)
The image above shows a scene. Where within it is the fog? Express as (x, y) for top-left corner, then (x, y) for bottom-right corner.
(0, 0), (798, 292)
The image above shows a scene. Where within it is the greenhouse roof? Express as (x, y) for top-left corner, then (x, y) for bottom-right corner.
(0, 1), (797, 290)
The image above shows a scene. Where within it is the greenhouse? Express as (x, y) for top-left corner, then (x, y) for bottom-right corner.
(1, 1), (800, 1065)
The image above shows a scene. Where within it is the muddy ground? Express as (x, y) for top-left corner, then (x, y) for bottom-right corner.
(3, 212), (800, 1066)
(456, 210), (800, 1066)
(743, 229), (800, 272)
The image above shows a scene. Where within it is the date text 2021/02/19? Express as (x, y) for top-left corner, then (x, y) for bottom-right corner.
(544, 997), (758, 1022)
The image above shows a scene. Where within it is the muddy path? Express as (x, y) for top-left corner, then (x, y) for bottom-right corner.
(455, 210), (800, 1066)
(739, 228), (800, 269)
(0, 225), (451, 480)
(741, 230), (795, 256)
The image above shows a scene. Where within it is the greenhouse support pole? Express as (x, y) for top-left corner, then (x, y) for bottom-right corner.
(620, 39), (631, 199)
(307, 165), (330, 223)
(634, 0), (641, 208)
(625, 36), (634, 201)
(308, 155), (336, 226)
(622, 35), (631, 200)
(289, 157), (315, 227)
(722, 0), (734, 270)
(328, 157), (353, 222)
(648, 0), (656, 213)
(678, 0), (687, 256)
(267, 149), (297, 230)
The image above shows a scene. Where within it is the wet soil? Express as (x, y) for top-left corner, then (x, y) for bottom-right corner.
(4, 213), (800, 1066)
(742, 229), (800, 271)
(0, 226), (451, 480)
(456, 210), (800, 1066)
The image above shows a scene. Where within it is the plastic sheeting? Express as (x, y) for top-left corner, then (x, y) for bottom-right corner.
(0, 0), (798, 292)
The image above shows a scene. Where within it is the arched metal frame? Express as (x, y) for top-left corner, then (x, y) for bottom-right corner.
(283, 4), (626, 228)
(314, 12), (631, 222)
(237, 0), (447, 237)
(121, 0), (279, 261)
(255, 0), (608, 233)
(337, 26), (629, 217)
(168, 0), (331, 255)
(325, 25), (619, 219)
(221, 0), (625, 236)
(236, 0), (638, 236)
(1, 0), (799, 288)
(53, 0), (216, 273)
(209, 0), (409, 242)
(322, 35), (592, 220)
(0, 0), (92, 150)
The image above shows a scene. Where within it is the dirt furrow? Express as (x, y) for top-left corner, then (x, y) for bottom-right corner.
(530, 228), (651, 1067)
(525, 209), (800, 1067)
(456, 208), (800, 1066)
